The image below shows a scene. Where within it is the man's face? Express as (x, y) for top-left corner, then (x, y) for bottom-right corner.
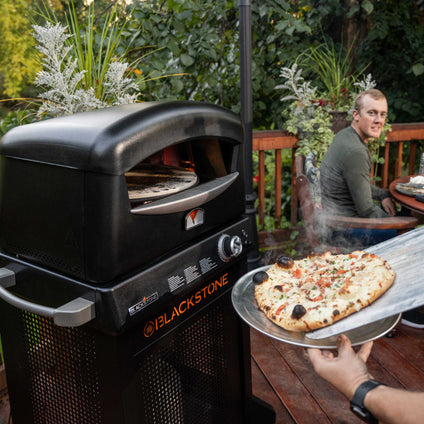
(352, 94), (388, 142)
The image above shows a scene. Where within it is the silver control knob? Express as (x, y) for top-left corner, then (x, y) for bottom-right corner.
(217, 234), (243, 261)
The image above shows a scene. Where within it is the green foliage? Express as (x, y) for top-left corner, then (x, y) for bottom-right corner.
(127, 0), (240, 108)
(298, 40), (369, 111)
(0, 109), (38, 137)
(126, 0), (327, 122)
(286, 104), (334, 165)
(0, 0), (41, 97)
(354, 0), (424, 122)
(2, 0), (424, 127)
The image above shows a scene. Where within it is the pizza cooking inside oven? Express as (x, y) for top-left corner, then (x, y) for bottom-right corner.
(253, 251), (395, 332)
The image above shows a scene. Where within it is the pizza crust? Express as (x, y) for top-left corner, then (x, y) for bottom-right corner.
(254, 251), (395, 332)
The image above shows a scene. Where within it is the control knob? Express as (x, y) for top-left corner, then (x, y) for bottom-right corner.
(217, 234), (242, 261)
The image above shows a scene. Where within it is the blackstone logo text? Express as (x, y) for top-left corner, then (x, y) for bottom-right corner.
(143, 273), (229, 337)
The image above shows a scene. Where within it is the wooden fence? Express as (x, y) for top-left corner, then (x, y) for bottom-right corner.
(252, 123), (424, 227)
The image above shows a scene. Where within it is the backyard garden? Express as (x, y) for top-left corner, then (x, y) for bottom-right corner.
(1, 1), (424, 422)
(0, 0), (423, 252)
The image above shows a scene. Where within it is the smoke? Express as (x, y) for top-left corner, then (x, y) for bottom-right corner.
(316, 207), (396, 253)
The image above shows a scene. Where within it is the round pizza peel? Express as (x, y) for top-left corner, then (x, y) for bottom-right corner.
(231, 265), (401, 349)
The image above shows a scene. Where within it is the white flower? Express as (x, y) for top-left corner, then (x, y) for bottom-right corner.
(354, 73), (376, 92)
(275, 63), (317, 105)
(32, 21), (140, 117)
(103, 61), (140, 105)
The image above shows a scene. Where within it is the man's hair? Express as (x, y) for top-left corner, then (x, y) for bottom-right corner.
(354, 88), (386, 113)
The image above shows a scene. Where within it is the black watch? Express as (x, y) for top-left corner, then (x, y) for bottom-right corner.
(350, 379), (385, 424)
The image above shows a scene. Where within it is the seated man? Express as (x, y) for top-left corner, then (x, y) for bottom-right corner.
(319, 88), (397, 246)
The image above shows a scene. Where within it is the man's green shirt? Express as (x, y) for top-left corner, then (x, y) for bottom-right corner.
(320, 126), (390, 218)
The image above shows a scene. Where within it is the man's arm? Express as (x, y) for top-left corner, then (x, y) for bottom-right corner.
(381, 197), (397, 216)
(343, 149), (389, 218)
(365, 385), (424, 424)
(307, 334), (424, 424)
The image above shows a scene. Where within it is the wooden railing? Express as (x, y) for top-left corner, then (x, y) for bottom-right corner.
(252, 123), (424, 227)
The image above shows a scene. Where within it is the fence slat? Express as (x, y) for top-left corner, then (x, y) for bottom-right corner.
(274, 149), (282, 224)
(395, 142), (404, 178)
(409, 140), (417, 175)
(258, 150), (265, 225)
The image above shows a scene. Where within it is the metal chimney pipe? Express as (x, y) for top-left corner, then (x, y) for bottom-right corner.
(238, 0), (262, 268)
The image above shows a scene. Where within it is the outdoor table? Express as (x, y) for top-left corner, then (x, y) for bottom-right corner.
(389, 175), (424, 215)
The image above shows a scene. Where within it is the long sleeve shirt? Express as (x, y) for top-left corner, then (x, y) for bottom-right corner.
(319, 126), (390, 218)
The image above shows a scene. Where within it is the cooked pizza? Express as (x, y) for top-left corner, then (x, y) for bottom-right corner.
(395, 182), (424, 197)
(254, 251), (395, 332)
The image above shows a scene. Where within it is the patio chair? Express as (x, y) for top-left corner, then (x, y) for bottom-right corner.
(295, 153), (418, 252)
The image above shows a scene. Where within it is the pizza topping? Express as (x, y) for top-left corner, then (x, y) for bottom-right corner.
(276, 256), (294, 269)
(292, 268), (302, 278)
(276, 303), (289, 315)
(291, 304), (307, 319)
(252, 271), (269, 285)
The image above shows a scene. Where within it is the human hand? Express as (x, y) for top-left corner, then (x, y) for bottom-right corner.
(382, 197), (396, 216)
(307, 334), (373, 400)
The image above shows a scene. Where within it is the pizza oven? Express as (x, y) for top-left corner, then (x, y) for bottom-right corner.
(0, 101), (247, 283)
(0, 101), (275, 423)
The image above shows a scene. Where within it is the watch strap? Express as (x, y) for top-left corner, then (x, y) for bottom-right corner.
(350, 379), (384, 423)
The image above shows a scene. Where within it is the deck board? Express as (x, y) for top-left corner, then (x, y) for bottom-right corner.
(251, 329), (331, 424)
(251, 323), (424, 423)
(251, 361), (295, 424)
(0, 391), (9, 424)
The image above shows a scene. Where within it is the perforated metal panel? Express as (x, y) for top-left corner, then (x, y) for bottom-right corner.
(133, 301), (230, 424)
(22, 311), (102, 424)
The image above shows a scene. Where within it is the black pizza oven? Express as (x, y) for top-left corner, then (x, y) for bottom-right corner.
(0, 101), (275, 424)
(0, 101), (246, 283)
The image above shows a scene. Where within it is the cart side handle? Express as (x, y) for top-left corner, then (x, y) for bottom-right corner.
(0, 267), (95, 327)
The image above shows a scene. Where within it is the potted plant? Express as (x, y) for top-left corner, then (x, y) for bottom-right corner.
(276, 63), (390, 166)
(275, 40), (388, 166)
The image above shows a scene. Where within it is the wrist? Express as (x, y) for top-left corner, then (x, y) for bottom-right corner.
(347, 377), (370, 401)
(363, 384), (385, 410)
(350, 379), (385, 423)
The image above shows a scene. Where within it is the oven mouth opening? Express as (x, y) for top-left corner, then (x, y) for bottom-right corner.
(125, 138), (234, 207)
(126, 163), (198, 205)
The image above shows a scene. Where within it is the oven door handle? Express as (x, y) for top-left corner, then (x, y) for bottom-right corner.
(130, 171), (239, 215)
(0, 267), (95, 327)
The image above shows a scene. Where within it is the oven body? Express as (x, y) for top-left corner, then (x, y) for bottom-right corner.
(0, 101), (275, 424)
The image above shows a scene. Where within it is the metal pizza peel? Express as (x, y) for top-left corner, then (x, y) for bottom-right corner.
(306, 225), (424, 340)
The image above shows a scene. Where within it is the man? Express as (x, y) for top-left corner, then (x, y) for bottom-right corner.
(308, 334), (424, 424)
(319, 89), (424, 328)
(320, 88), (396, 219)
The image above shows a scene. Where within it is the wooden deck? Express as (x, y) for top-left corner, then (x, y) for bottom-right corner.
(251, 323), (424, 424)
